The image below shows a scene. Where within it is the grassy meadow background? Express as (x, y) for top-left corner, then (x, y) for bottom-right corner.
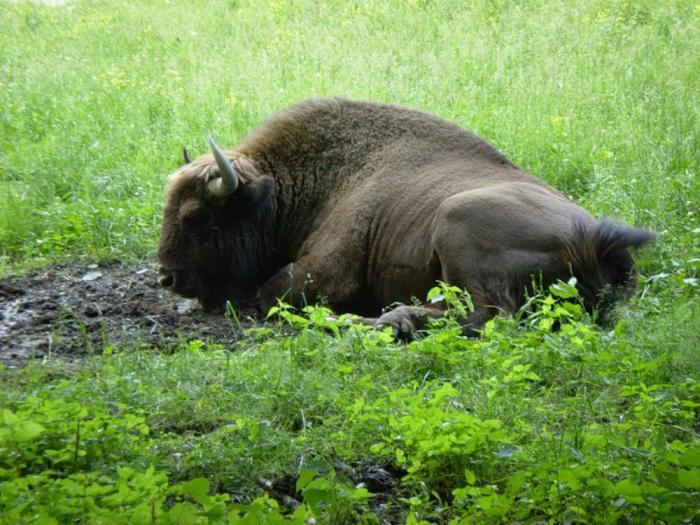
(1, 0), (699, 523)
(1, 0), (698, 270)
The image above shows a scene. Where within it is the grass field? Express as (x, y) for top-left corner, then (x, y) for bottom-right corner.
(1, 0), (699, 523)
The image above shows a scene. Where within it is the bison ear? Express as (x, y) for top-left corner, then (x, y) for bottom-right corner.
(240, 175), (275, 206)
(230, 156), (275, 206)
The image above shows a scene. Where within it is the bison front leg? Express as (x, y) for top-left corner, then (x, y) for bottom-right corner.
(371, 305), (443, 339)
(257, 251), (362, 314)
(370, 304), (494, 339)
(257, 263), (318, 314)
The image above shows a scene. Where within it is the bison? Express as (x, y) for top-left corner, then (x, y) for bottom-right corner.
(157, 98), (652, 335)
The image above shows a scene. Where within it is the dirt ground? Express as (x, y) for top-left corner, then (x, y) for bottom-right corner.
(0, 262), (256, 368)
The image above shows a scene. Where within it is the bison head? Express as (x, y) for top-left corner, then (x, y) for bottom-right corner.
(157, 138), (276, 312)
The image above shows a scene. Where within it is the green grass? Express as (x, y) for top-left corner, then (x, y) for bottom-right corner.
(1, 0), (698, 268)
(1, 0), (699, 523)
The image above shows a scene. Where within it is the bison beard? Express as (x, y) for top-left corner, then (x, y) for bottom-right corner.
(157, 98), (653, 336)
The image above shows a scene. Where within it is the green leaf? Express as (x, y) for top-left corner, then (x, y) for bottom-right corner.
(429, 293), (445, 304)
(1, 409), (19, 425)
(426, 286), (442, 301)
(13, 420), (45, 442)
(464, 468), (476, 485)
(615, 478), (641, 496)
(506, 471), (529, 495)
(165, 502), (201, 524)
(303, 488), (333, 509)
(615, 478), (644, 504)
(296, 469), (317, 492)
(558, 468), (582, 490)
(549, 279), (579, 299)
(678, 470), (700, 489)
(181, 477), (210, 499)
(679, 447), (700, 468)
(33, 513), (58, 525)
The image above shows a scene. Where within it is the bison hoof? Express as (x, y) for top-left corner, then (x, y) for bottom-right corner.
(375, 305), (424, 339)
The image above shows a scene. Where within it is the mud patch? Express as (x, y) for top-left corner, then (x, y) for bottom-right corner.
(0, 262), (255, 368)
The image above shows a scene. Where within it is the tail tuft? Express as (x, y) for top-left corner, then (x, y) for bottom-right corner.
(594, 219), (656, 259)
(563, 218), (654, 310)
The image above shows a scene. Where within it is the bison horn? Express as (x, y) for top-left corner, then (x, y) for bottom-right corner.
(207, 136), (239, 197)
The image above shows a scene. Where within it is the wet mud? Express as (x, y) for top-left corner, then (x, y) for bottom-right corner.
(0, 262), (253, 368)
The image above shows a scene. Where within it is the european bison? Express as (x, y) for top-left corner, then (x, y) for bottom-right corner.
(158, 98), (652, 335)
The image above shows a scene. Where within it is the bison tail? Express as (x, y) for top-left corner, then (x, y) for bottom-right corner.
(563, 218), (655, 309)
(592, 219), (655, 258)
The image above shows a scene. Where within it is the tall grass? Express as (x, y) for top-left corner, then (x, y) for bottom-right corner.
(1, 0), (697, 269)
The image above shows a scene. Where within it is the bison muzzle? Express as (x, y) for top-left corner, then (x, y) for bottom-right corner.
(157, 98), (653, 335)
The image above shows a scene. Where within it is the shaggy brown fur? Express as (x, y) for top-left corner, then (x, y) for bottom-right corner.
(157, 98), (653, 334)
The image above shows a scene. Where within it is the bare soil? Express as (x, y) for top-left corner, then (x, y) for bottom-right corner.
(0, 262), (255, 368)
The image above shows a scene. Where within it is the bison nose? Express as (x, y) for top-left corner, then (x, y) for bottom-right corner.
(158, 268), (174, 288)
